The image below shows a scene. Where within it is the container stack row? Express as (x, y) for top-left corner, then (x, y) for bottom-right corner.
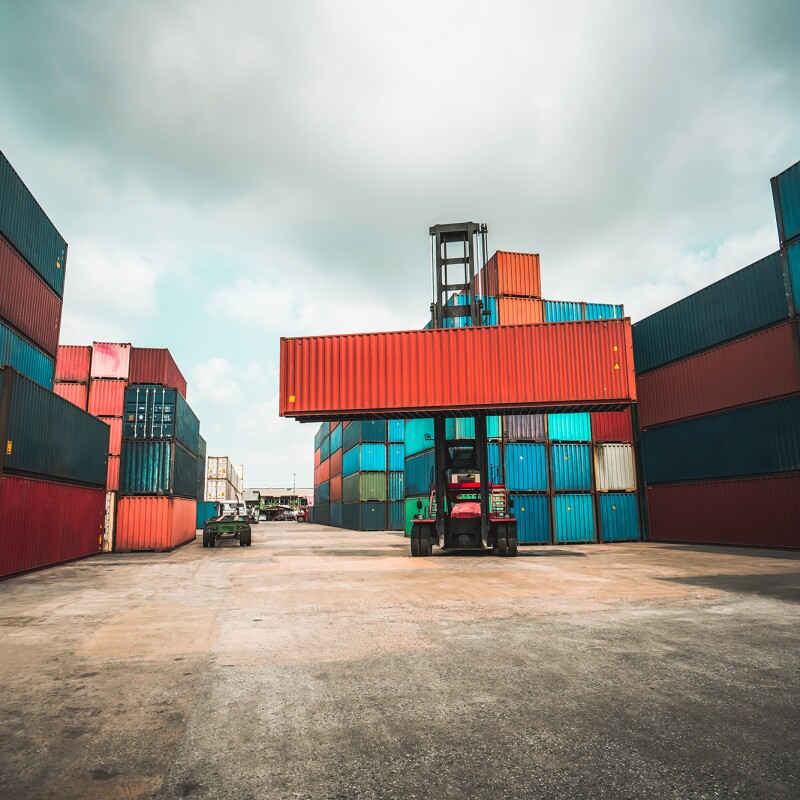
(632, 159), (800, 549)
(206, 456), (242, 502)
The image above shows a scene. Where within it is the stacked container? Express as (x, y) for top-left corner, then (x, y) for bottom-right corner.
(206, 456), (242, 501)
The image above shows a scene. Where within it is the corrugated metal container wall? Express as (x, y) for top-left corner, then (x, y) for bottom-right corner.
(330, 501), (342, 527)
(0, 476), (104, 578)
(405, 449), (435, 496)
(206, 478), (236, 501)
(315, 481), (330, 504)
(504, 443), (548, 491)
(504, 414), (546, 441)
(115, 496), (196, 552)
(388, 472), (404, 501)
(388, 501), (404, 531)
(553, 494), (596, 543)
(314, 447), (321, 468)
(787, 243), (800, 310)
(107, 455), (120, 491)
(329, 449), (343, 477)
(122, 385), (201, 455)
(317, 458), (330, 484)
(646, 476), (800, 549)
(103, 490), (116, 552)
(510, 493), (550, 543)
(313, 504), (330, 525)
(641, 395), (800, 484)
(547, 413), (591, 442)
(128, 348), (187, 398)
(773, 159), (800, 245)
(319, 421), (331, 440)
(329, 474), (342, 502)
(341, 502), (387, 531)
(90, 342), (131, 380)
(342, 444), (386, 476)
(1, 368), (108, 487)
(329, 424), (343, 453)
(594, 444), (637, 491)
(404, 418), (434, 456)
(0, 150), (67, 297)
(487, 442), (502, 483)
(0, 237), (62, 356)
(100, 416), (123, 456)
(496, 298), (544, 325)
(636, 322), (800, 429)
(55, 345), (91, 382)
(342, 472), (387, 502)
(53, 381), (88, 410)
(476, 251), (541, 298)
(342, 420), (387, 450)
(551, 444), (592, 491)
(119, 441), (198, 498)
(207, 456), (234, 480)
(388, 419), (405, 442)
(445, 417), (474, 439)
(388, 444), (405, 471)
(0, 321), (55, 388)
(404, 496), (430, 536)
(599, 494), (640, 542)
(320, 435), (331, 462)
(585, 303), (624, 320)
(196, 501), (220, 528)
(631, 252), (789, 374)
(544, 301), (583, 322)
(314, 426), (324, 451)
(196, 436), (206, 502)
(88, 379), (126, 417)
(590, 409), (633, 442)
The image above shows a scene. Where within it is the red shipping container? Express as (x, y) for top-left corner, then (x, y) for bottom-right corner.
(90, 341), (131, 380)
(330, 474), (342, 502)
(280, 320), (636, 419)
(475, 251), (541, 298)
(88, 379), (127, 416)
(53, 381), (88, 410)
(107, 455), (120, 491)
(129, 347), (188, 398)
(329, 449), (343, 477)
(99, 416), (123, 456)
(55, 345), (91, 382)
(591, 408), (633, 442)
(0, 236), (63, 357)
(646, 476), (800, 549)
(636, 322), (800, 429)
(314, 447), (321, 468)
(318, 457), (331, 483)
(0, 475), (104, 579)
(115, 496), (197, 552)
(496, 297), (544, 325)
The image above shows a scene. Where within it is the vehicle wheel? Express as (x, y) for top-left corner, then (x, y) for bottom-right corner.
(507, 530), (518, 557)
(209, 535), (216, 548)
(239, 534), (246, 547)
(246, 530), (252, 546)
(202, 530), (209, 548)
(410, 526), (421, 557)
(496, 530), (508, 557)
(419, 530), (432, 557)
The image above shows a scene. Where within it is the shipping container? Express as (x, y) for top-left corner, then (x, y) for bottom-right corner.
(0, 320), (55, 388)
(320, 435), (331, 462)
(206, 478), (237, 502)
(646, 475), (800, 549)
(594, 444), (636, 492)
(509, 493), (550, 544)
(404, 496), (430, 536)
(442, 294), (498, 327)
(641, 395), (800, 484)
(0, 475), (104, 578)
(585, 303), (624, 320)
(119, 440), (199, 498)
(317, 457), (330, 485)
(329, 449), (343, 477)
(0, 236), (62, 357)
(342, 420), (387, 450)
(196, 436), (206, 502)
(114, 496), (196, 552)
(598, 493), (640, 542)
(56, 345), (92, 382)
(313, 503), (331, 525)
(553, 494), (596, 543)
(100, 416), (123, 456)
(544, 301), (584, 322)
(787, 243), (800, 311)
(128, 348), (188, 398)
(196, 501), (220, 528)
(487, 442), (503, 483)
(90, 342), (131, 380)
(329, 424), (343, 453)
(53, 381), (88, 410)
(404, 449), (435, 496)
(551, 444), (592, 491)
(281, 320), (636, 418)
(404, 418), (435, 456)
(547, 413), (591, 442)
(496, 297), (544, 325)
(342, 472), (387, 503)
(388, 444), (405, 471)
(637, 321), (800, 429)
(388, 471), (404, 501)
(590, 409), (633, 443)
(342, 443), (387, 476)
(315, 481), (330, 505)
(388, 501), (404, 531)
(330, 501), (342, 527)
(504, 443), (548, 492)
(122, 384), (201, 455)
(341, 501), (387, 531)
(107, 455), (120, 491)
(103, 490), (116, 552)
(503, 414), (546, 441)
(0, 150), (67, 297)
(388, 419), (405, 442)
(0, 367), (108, 487)
(207, 456), (236, 481)
(475, 251), (541, 298)
(772, 158), (800, 246)
(632, 252), (789, 374)
(88, 378), (127, 417)
(329, 474), (342, 502)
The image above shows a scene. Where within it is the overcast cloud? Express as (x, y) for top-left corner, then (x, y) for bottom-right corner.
(1, 0), (798, 487)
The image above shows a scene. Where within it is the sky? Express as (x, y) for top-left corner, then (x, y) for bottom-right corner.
(1, 0), (799, 488)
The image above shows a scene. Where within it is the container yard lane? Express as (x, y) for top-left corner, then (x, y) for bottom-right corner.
(1, 523), (799, 800)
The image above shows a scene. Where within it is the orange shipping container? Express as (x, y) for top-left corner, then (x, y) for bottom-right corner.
(115, 496), (197, 552)
(88, 379), (127, 416)
(56, 345), (91, 382)
(329, 474), (342, 502)
(100, 416), (123, 456)
(496, 297), (544, 325)
(54, 381), (88, 410)
(329, 449), (343, 477)
(475, 251), (541, 298)
(318, 457), (331, 483)
(314, 447), (321, 467)
(107, 455), (120, 491)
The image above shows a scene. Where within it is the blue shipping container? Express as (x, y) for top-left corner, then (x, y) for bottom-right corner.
(196, 501), (220, 528)
(404, 418), (434, 456)
(544, 300), (583, 321)
(122, 385), (201, 456)
(774, 159), (800, 245)
(119, 440), (198, 498)
(487, 442), (502, 484)
(388, 471), (405, 501)
(388, 444), (405, 471)
(553, 494), (596, 543)
(314, 480), (330, 504)
(504, 443), (548, 491)
(547, 413), (591, 442)
(320, 435), (331, 462)
(510, 493), (550, 544)
(314, 503), (330, 525)
(388, 419), (405, 443)
(343, 419), (387, 451)
(551, 444), (592, 491)
(330, 501), (342, 527)
(786, 242), (800, 311)
(599, 494), (640, 542)
(329, 424), (342, 453)
(388, 501), (404, 531)
(585, 303), (624, 320)
(405, 449), (435, 496)
(341, 501), (387, 531)
(0, 320), (55, 389)
(443, 294), (498, 326)
(342, 443), (387, 477)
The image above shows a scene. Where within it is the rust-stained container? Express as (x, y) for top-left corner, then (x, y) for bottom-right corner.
(636, 322), (800, 429)
(53, 381), (88, 410)
(0, 236), (62, 357)
(99, 416), (122, 456)
(330, 474), (343, 502)
(591, 409), (633, 442)
(646, 476), (800, 549)
(107, 455), (120, 491)
(88, 378), (127, 417)
(496, 297), (544, 325)
(329, 448), (343, 477)
(90, 342), (131, 380)
(475, 251), (541, 297)
(56, 345), (91, 382)
(114, 496), (197, 552)
(280, 320), (636, 419)
(129, 348), (187, 398)
(0, 475), (104, 578)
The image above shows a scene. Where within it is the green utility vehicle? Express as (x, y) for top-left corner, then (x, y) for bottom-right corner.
(202, 514), (252, 548)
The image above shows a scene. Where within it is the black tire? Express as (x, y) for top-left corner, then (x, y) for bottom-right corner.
(419, 530), (432, 557)
(507, 529), (518, 557)
(246, 530), (252, 546)
(209, 535), (216, 548)
(496, 530), (508, 557)
(239, 534), (246, 547)
(202, 530), (209, 548)
(410, 526), (421, 557)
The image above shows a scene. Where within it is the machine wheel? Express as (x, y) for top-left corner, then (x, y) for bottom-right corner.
(202, 530), (209, 548)
(410, 526), (421, 557)
(246, 530), (252, 546)
(495, 530), (508, 557)
(419, 530), (432, 557)
(239, 534), (246, 547)
(209, 535), (216, 548)
(507, 530), (518, 557)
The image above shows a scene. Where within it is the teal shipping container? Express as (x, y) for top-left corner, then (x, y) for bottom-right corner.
(510, 493), (550, 543)
(551, 444), (592, 491)
(548, 413), (591, 442)
(314, 425), (325, 451)
(404, 418), (434, 456)
(196, 501), (220, 528)
(330, 501), (342, 527)
(329, 424), (342, 453)
(544, 300), (583, 321)
(553, 494), (596, 543)
(314, 503), (330, 525)
(504, 443), (548, 491)
(444, 416), (501, 440)
(388, 444), (405, 471)
(122, 385), (201, 456)
(343, 419), (387, 451)
(443, 294), (498, 326)
(786, 242), (799, 311)
(341, 501), (387, 531)
(487, 442), (502, 483)
(320, 435), (331, 462)
(388, 419), (405, 443)
(773, 158), (800, 245)
(631, 252), (789, 374)
(343, 443), (386, 476)
(314, 481), (330, 504)
(599, 494), (640, 542)
(585, 303), (624, 320)
(0, 367), (108, 487)
(0, 150), (67, 297)
(388, 472), (404, 501)
(405, 449), (435, 496)
(342, 472), (386, 503)
(120, 440), (198, 498)
(196, 435), (206, 501)
(388, 501), (404, 530)
(0, 320), (55, 389)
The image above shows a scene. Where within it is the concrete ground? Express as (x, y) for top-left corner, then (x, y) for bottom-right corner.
(1, 524), (798, 800)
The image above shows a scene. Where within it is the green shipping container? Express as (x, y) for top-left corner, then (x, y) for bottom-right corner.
(404, 495), (430, 537)
(342, 472), (387, 503)
(119, 440), (198, 498)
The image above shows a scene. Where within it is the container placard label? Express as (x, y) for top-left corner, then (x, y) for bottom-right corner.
(5, 440), (11, 455)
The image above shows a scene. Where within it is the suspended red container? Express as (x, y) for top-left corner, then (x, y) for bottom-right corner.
(53, 381), (88, 410)
(90, 342), (131, 380)
(475, 251), (541, 298)
(115, 496), (197, 552)
(55, 345), (91, 382)
(0, 475), (104, 579)
(88, 379), (127, 416)
(129, 348), (188, 398)
(280, 320), (636, 420)
(591, 408), (633, 442)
